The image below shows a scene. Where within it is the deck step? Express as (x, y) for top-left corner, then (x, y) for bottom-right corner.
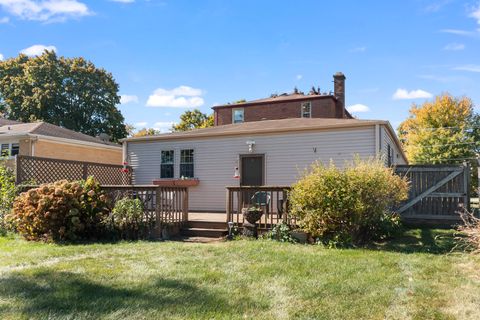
(186, 221), (227, 230)
(181, 227), (228, 238)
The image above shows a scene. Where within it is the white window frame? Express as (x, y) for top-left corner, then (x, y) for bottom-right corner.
(160, 150), (175, 179)
(232, 108), (245, 124)
(0, 142), (20, 158)
(301, 102), (312, 118)
(180, 149), (195, 178)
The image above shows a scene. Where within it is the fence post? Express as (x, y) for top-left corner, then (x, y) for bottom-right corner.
(154, 186), (162, 238)
(182, 188), (189, 222)
(225, 188), (231, 223)
(15, 155), (21, 184)
(82, 163), (88, 180)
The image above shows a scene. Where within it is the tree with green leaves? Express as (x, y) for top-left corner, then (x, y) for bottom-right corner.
(0, 51), (127, 142)
(133, 128), (160, 137)
(172, 109), (214, 132)
(398, 94), (478, 165)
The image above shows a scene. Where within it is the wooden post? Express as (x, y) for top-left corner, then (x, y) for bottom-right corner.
(15, 155), (20, 184)
(225, 188), (230, 223)
(82, 163), (88, 180)
(182, 188), (189, 222)
(154, 186), (162, 238)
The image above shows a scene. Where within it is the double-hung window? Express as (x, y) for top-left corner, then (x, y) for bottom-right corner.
(1, 144), (9, 157)
(301, 102), (312, 118)
(232, 108), (244, 124)
(180, 149), (194, 178)
(11, 143), (19, 156)
(160, 150), (174, 178)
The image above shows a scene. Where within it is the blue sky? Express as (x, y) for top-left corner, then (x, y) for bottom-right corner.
(0, 0), (479, 132)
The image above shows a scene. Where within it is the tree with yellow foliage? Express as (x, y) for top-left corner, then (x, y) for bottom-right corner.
(398, 94), (478, 164)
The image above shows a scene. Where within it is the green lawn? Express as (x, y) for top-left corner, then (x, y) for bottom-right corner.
(0, 229), (479, 320)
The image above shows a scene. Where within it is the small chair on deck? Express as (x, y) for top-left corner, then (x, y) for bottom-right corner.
(250, 191), (271, 217)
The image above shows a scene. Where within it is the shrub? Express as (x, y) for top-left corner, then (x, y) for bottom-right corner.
(7, 177), (108, 241)
(262, 222), (297, 243)
(289, 157), (409, 245)
(0, 162), (16, 235)
(457, 206), (480, 254)
(105, 197), (153, 239)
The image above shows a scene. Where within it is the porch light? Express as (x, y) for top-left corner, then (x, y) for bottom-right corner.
(246, 140), (255, 153)
(233, 167), (240, 178)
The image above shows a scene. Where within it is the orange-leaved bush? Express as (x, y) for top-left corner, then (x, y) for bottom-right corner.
(289, 157), (409, 245)
(7, 177), (109, 241)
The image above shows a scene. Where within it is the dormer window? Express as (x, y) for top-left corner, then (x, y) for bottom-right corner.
(301, 102), (311, 118)
(232, 108), (244, 124)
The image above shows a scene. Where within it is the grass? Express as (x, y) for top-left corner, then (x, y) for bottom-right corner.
(0, 229), (479, 319)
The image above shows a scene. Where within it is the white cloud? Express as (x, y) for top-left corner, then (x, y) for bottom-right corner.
(469, 4), (480, 25)
(443, 43), (465, 51)
(0, 16), (9, 23)
(134, 121), (148, 128)
(392, 88), (433, 100)
(0, 0), (91, 22)
(120, 94), (139, 104)
(350, 46), (366, 53)
(20, 44), (57, 56)
(0, 53), (4, 61)
(440, 29), (474, 36)
(453, 65), (480, 72)
(347, 104), (370, 113)
(146, 85), (204, 108)
(153, 121), (175, 133)
(110, 0), (135, 3)
(295, 74), (302, 80)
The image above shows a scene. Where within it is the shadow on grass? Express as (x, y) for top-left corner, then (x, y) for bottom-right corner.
(369, 228), (462, 254)
(0, 271), (253, 318)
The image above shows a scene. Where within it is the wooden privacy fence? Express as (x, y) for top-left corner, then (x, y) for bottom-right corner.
(226, 186), (295, 229)
(102, 185), (189, 226)
(16, 155), (132, 185)
(395, 164), (470, 225)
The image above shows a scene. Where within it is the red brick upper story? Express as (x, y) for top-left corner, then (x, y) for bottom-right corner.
(213, 95), (351, 126)
(212, 72), (351, 126)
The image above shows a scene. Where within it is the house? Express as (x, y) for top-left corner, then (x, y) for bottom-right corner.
(213, 72), (352, 126)
(0, 120), (122, 165)
(124, 118), (407, 212)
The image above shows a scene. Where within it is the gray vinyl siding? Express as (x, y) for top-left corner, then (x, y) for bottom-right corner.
(381, 125), (407, 165)
(127, 126), (376, 211)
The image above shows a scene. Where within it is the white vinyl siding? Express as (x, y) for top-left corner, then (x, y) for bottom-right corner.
(381, 125), (407, 165)
(128, 126), (377, 211)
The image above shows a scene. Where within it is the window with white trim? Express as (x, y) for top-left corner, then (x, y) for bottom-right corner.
(0, 143), (19, 157)
(160, 150), (174, 178)
(180, 149), (194, 178)
(232, 108), (244, 124)
(301, 102), (312, 118)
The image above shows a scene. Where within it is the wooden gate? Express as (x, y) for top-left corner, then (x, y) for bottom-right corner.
(395, 165), (470, 225)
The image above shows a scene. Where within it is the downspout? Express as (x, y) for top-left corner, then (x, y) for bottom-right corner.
(122, 141), (128, 164)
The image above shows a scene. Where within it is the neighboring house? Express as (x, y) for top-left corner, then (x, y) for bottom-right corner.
(213, 72), (352, 126)
(124, 118), (407, 212)
(0, 120), (122, 164)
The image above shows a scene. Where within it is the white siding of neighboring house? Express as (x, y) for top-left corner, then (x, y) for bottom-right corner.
(381, 125), (407, 165)
(127, 126), (380, 212)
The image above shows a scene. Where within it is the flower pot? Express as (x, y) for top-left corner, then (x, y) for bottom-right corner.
(242, 208), (263, 224)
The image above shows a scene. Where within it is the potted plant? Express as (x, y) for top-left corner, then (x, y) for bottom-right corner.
(242, 206), (263, 224)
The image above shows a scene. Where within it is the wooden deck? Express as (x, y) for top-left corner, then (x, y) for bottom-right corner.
(188, 212), (227, 223)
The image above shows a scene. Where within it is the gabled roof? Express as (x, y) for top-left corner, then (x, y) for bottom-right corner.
(0, 120), (118, 146)
(125, 118), (386, 142)
(0, 118), (22, 126)
(212, 93), (336, 109)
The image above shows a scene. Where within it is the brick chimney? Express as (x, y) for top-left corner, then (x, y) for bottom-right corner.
(333, 72), (346, 118)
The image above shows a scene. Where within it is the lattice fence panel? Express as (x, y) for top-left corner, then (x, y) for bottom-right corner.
(16, 155), (131, 185)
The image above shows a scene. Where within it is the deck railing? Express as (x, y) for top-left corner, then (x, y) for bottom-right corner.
(226, 186), (295, 229)
(102, 185), (189, 226)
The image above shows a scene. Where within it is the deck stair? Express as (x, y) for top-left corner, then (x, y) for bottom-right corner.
(181, 220), (228, 238)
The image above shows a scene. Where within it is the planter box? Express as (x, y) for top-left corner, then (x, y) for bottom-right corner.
(152, 179), (199, 187)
